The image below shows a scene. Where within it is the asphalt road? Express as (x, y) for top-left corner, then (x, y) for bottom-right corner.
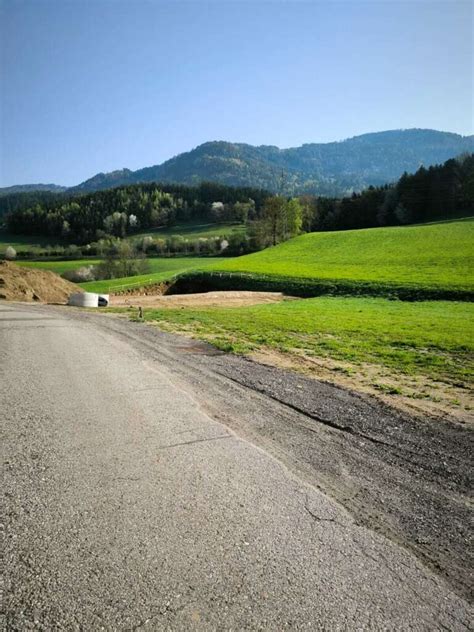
(2, 302), (472, 630)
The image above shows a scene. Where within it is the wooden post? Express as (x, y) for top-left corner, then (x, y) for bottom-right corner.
(138, 306), (143, 320)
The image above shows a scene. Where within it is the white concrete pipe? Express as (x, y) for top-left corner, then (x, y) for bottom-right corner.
(68, 292), (99, 307)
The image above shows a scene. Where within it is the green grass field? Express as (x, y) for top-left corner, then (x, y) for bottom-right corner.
(10, 218), (474, 405)
(126, 221), (246, 241)
(205, 218), (474, 292)
(139, 297), (473, 386)
(0, 231), (66, 254)
(0, 221), (245, 255)
(16, 259), (99, 274)
(80, 257), (227, 293)
(17, 257), (227, 293)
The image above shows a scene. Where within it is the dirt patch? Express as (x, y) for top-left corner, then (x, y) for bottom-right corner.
(112, 281), (171, 296)
(110, 290), (290, 309)
(0, 261), (80, 304)
(250, 347), (473, 426)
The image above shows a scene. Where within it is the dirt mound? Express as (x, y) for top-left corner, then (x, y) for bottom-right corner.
(113, 281), (172, 297)
(110, 290), (291, 309)
(0, 261), (81, 303)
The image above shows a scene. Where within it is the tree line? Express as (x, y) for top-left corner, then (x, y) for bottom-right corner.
(3, 155), (473, 254)
(248, 154), (473, 248)
(297, 154), (474, 233)
(4, 182), (268, 243)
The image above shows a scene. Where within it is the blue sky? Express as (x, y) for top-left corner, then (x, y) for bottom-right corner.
(1, 0), (472, 186)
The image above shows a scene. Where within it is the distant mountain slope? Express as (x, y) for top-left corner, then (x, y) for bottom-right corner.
(0, 183), (66, 197)
(69, 169), (133, 193)
(3, 129), (473, 198)
(70, 129), (474, 195)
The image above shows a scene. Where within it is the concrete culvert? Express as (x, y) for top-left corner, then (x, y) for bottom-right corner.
(68, 292), (99, 307)
(68, 292), (110, 308)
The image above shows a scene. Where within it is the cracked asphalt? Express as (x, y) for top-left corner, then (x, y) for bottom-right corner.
(2, 302), (472, 630)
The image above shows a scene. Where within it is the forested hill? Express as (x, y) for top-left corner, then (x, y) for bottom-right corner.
(69, 129), (474, 195)
(2, 129), (472, 199)
(0, 184), (67, 197)
(5, 154), (473, 247)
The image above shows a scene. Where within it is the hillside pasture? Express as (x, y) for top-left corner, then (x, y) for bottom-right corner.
(0, 231), (66, 254)
(0, 221), (245, 256)
(200, 219), (474, 295)
(126, 221), (246, 242)
(17, 259), (98, 275)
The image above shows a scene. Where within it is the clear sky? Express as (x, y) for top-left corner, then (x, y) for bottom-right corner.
(1, 0), (472, 186)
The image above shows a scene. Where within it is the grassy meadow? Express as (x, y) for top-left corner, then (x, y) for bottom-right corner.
(113, 219), (474, 409)
(204, 218), (474, 292)
(81, 257), (227, 293)
(17, 257), (226, 293)
(16, 259), (98, 275)
(6, 217), (474, 412)
(0, 231), (66, 254)
(0, 221), (246, 255)
(126, 221), (246, 241)
(138, 296), (473, 386)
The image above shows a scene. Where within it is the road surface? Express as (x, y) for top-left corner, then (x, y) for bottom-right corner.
(1, 302), (472, 630)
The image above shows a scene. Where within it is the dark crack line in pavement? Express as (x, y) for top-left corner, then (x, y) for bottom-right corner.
(303, 494), (350, 529)
(304, 506), (339, 525)
(157, 434), (231, 450)
(114, 476), (141, 482)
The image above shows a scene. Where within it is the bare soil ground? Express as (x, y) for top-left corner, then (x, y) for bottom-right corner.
(110, 290), (289, 308)
(250, 347), (473, 426)
(0, 261), (80, 303)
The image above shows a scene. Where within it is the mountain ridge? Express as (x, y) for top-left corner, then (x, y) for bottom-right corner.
(3, 129), (473, 197)
(0, 183), (67, 197)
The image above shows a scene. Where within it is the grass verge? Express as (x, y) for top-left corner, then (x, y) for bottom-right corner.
(137, 297), (473, 383)
(115, 296), (473, 420)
